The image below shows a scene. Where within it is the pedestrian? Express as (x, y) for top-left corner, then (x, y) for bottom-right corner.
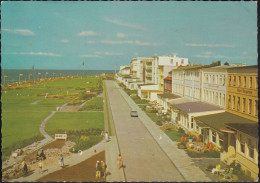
(105, 131), (109, 142)
(59, 155), (64, 167)
(117, 154), (123, 169)
(22, 161), (28, 175)
(96, 161), (102, 179)
(101, 160), (107, 178)
(38, 160), (43, 174)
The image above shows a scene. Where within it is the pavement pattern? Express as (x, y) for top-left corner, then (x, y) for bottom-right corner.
(106, 80), (185, 182)
(113, 80), (212, 182)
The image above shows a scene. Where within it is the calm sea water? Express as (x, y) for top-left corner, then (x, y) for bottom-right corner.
(1, 69), (115, 84)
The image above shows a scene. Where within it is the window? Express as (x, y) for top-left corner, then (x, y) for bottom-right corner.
(216, 75), (219, 84)
(244, 76), (247, 87)
(181, 59), (184, 64)
(240, 134), (245, 154)
(256, 77), (258, 89)
(219, 93), (222, 105)
(249, 99), (252, 114)
(238, 76), (241, 87)
(220, 76), (222, 85)
(170, 59), (173, 64)
(248, 138), (254, 159)
(212, 131), (216, 143)
(206, 74), (208, 83)
(242, 98), (246, 112)
(219, 134), (224, 147)
(222, 94), (225, 107)
(249, 77), (252, 88)
(213, 75), (215, 84)
(233, 76), (236, 86)
(255, 100), (258, 116)
(191, 117), (194, 129)
(237, 97), (240, 111)
(228, 95), (231, 108)
(223, 76), (226, 85)
(176, 62), (178, 66)
(229, 76), (232, 86)
(232, 96), (235, 109)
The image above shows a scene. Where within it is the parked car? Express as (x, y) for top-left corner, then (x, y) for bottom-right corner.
(130, 110), (138, 117)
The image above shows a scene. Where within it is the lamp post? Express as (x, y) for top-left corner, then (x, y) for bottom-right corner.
(4, 74), (8, 85)
(19, 74), (23, 84)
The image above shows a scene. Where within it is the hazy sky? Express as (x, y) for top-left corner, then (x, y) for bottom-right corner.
(1, 1), (257, 70)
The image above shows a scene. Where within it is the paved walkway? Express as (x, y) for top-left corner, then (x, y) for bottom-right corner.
(115, 81), (211, 182)
(11, 140), (105, 182)
(106, 81), (184, 182)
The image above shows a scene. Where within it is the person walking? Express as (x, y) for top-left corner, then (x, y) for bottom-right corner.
(59, 155), (64, 168)
(38, 160), (43, 174)
(101, 160), (107, 178)
(104, 131), (109, 142)
(117, 154), (123, 169)
(22, 161), (28, 175)
(96, 161), (102, 179)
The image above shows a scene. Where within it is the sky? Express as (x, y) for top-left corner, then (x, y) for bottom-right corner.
(1, 1), (257, 70)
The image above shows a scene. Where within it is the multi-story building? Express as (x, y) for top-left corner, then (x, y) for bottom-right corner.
(138, 54), (188, 101)
(226, 65), (258, 121)
(201, 65), (231, 108)
(193, 65), (258, 181)
(164, 71), (172, 93)
(130, 57), (145, 81)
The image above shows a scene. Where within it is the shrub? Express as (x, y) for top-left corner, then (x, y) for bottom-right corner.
(177, 142), (187, 149)
(178, 128), (186, 136)
(2, 135), (44, 162)
(186, 149), (220, 158)
(156, 120), (163, 126)
(69, 135), (103, 153)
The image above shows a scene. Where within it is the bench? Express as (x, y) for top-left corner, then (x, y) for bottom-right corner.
(55, 134), (67, 140)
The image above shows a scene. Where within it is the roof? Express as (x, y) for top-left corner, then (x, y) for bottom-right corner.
(185, 65), (217, 71)
(201, 65), (233, 72)
(172, 101), (222, 113)
(225, 123), (258, 138)
(157, 93), (181, 99)
(164, 76), (172, 81)
(194, 112), (256, 133)
(227, 65), (258, 73)
(171, 65), (202, 72)
(167, 98), (192, 106)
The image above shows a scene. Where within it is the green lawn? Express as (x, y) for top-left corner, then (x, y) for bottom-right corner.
(31, 77), (101, 89)
(45, 112), (104, 135)
(2, 97), (69, 111)
(80, 97), (103, 111)
(164, 129), (183, 142)
(2, 111), (50, 149)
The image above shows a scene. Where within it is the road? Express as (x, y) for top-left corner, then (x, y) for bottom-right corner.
(105, 80), (184, 182)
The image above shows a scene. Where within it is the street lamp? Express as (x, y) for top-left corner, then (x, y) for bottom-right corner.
(19, 74), (23, 84)
(4, 74), (8, 85)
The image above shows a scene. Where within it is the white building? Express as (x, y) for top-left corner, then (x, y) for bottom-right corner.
(138, 54), (188, 101)
(130, 57), (145, 81)
(201, 66), (231, 109)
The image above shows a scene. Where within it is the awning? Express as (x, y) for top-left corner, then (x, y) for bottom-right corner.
(220, 127), (235, 133)
(196, 122), (210, 128)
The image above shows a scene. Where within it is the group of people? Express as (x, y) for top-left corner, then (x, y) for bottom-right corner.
(96, 160), (107, 179)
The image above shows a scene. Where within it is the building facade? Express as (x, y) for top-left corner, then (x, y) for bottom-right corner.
(226, 65), (258, 122)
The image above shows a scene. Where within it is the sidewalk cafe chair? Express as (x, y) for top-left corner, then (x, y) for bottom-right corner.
(220, 168), (233, 181)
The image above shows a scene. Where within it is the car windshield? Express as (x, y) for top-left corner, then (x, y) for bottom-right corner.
(131, 111), (137, 114)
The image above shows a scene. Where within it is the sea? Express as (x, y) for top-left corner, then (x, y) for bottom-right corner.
(1, 69), (115, 84)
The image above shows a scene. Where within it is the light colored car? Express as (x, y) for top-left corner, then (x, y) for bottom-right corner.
(130, 110), (138, 117)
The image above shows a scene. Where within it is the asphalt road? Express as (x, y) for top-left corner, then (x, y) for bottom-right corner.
(105, 80), (184, 182)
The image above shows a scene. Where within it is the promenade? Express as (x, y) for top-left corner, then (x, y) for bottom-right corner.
(114, 81), (211, 182)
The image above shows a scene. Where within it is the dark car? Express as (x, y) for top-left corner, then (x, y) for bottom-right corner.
(130, 110), (138, 117)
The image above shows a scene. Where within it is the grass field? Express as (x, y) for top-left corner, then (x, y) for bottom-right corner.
(164, 129), (183, 142)
(2, 111), (50, 149)
(2, 76), (103, 160)
(31, 77), (101, 89)
(45, 112), (104, 135)
(80, 97), (103, 111)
